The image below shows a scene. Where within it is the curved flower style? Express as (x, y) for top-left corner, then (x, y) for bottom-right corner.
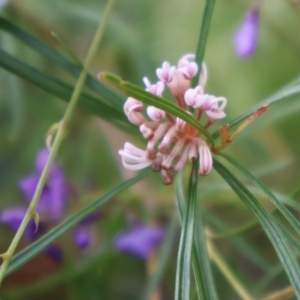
(119, 143), (153, 170)
(119, 54), (227, 184)
(233, 5), (260, 58)
(114, 223), (165, 259)
(0, 148), (100, 261)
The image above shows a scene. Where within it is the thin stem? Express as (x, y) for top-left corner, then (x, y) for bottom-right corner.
(208, 219), (260, 239)
(260, 286), (294, 300)
(290, 185), (300, 199)
(208, 182), (299, 240)
(0, 0), (115, 286)
(192, 0), (215, 87)
(206, 230), (255, 300)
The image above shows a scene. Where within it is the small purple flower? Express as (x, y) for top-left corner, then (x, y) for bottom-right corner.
(19, 148), (67, 222)
(0, 148), (100, 261)
(233, 6), (260, 58)
(0, 206), (36, 237)
(114, 223), (165, 259)
(73, 228), (91, 249)
(43, 244), (63, 262)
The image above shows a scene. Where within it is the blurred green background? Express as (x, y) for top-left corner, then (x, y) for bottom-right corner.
(0, 0), (300, 299)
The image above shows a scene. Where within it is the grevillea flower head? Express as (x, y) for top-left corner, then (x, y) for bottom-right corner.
(114, 223), (165, 259)
(119, 54), (227, 184)
(233, 5), (260, 58)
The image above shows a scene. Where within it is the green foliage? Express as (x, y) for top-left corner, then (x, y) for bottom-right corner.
(1, 0), (300, 299)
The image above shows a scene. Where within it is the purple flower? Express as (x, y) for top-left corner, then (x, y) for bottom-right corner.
(114, 223), (165, 259)
(43, 244), (63, 262)
(18, 148), (67, 222)
(233, 6), (260, 58)
(73, 228), (91, 249)
(0, 148), (100, 261)
(0, 206), (36, 237)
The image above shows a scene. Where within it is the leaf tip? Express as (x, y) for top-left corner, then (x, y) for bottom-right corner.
(98, 72), (122, 86)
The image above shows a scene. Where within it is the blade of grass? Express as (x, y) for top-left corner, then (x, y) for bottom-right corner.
(175, 170), (218, 300)
(213, 158), (300, 298)
(0, 16), (124, 109)
(175, 160), (198, 300)
(192, 0), (215, 86)
(0, 48), (130, 128)
(4, 169), (150, 277)
(100, 73), (214, 144)
(220, 153), (300, 237)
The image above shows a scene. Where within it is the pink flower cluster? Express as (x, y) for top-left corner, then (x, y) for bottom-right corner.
(119, 54), (227, 184)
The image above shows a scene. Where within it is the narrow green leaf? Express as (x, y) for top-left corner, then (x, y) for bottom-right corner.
(212, 81), (300, 139)
(221, 154), (300, 237)
(4, 169), (151, 276)
(192, 0), (215, 87)
(0, 17), (124, 109)
(0, 48), (130, 129)
(175, 160), (198, 300)
(213, 159), (300, 297)
(175, 170), (218, 300)
(100, 73), (214, 144)
(141, 213), (178, 300)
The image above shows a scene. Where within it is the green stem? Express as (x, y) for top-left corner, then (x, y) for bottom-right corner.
(175, 159), (199, 300)
(192, 0), (215, 87)
(0, 0), (115, 287)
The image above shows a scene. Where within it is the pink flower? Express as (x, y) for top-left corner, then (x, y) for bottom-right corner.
(156, 61), (176, 83)
(178, 54), (198, 79)
(119, 143), (153, 170)
(117, 54), (228, 183)
(143, 77), (164, 96)
(123, 97), (146, 126)
(184, 86), (206, 108)
(147, 106), (166, 121)
(203, 96), (227, 120)
(198, 140), (213, 175)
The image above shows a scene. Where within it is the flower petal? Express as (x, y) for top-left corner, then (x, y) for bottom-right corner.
(114, 224), (165, 259)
